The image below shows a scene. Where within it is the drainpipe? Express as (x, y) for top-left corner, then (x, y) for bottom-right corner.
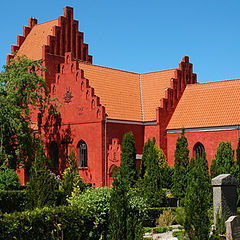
(104, 118), (107, 186)
(238, 125), (239, 141)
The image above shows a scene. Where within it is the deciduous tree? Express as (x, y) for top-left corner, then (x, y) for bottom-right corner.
(0, 56), (49, 170)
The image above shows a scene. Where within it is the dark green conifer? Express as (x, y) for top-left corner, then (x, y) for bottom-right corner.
(184, 152), (211, 239)
(172, 129), (190, 204)
(140, 138), (164, 206)
(26, 139), (57, 209)
(210, 141), (235, 178)
(119, 132), (138, 187)
(108, 132), (142, 240)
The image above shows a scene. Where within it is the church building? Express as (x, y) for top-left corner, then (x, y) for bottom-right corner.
(8, 7), (240, 186)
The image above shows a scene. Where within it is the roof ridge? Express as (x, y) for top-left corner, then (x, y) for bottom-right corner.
(141, 68), (177, 75)
(34, 19), (58, 26)
(188, 78), (240, 87)
(79, 62), (139, 75)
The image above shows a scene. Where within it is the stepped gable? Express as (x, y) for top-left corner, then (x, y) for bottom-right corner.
(78, 62), (142, 122)
(7, 6), (92, 64)
(141, 69), (176, 121)
(167, 78), (240, 130)
(52, 52), (105, 123)
(78, 56), (197, 123)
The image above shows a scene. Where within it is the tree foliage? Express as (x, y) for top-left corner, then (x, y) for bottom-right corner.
(172, 129), (190, 203)
(26, 139), (58, 209)
(0, 56), (49, 170)
(108, 177), (143, 240)
(210, 141), (235, 179)
(0, 164), (21, 190)
(60, 148), (86, 199)
(108, 132), (143, 240)
(119, 132), (138, 187)
(184, 152), (211, 239)
(139, 138), (164, 207)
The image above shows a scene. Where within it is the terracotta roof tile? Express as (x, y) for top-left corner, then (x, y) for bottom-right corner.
(167, 79), (240, 129)
(16, 19), (58, 60)
(141, 69), (176, 121)
(79, 63), (142, 121)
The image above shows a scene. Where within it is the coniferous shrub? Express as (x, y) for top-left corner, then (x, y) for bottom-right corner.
(210, 141), (235, 178)
(184, 152), (211, 239)
(172, 129), (190, 205)
(108, 178), (143, 240)
(26, 139), (58, 209)
(108, 132), (143, 240)
(140, 138), (164, 207)
(60, 148), (86, 199)
(119, 132), (138, 187)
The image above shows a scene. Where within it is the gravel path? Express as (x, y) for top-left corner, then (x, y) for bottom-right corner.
(143, 225), (180, 240)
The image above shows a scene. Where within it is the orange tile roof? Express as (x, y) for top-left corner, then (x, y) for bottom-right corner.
(79, 63), (142, 121)
(141, 69), (176, 121)
(79, 63), (176, 121)
(16, 19), (58, 60)
(167, 79), (240, 129)
(14, 16), (176, 122)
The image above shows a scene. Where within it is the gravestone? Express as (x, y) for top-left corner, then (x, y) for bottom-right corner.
(212, 174), (238, 226)
(226, 216), (240, 240)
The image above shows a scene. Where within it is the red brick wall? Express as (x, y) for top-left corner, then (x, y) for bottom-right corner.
(167, 129), (239, 167)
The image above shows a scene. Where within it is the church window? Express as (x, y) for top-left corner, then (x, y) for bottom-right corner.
(193, 142), (205, 159)
(79, 140), (87, 167)
(50, 141), (59, 169)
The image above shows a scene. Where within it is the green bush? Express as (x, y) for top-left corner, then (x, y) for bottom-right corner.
(0, 205), (100, 240)
(69, 187), (111, 239)
(174, 207), (185, 226)
(144, 207), (177, 227)
(158, 209), (175, 227)
(172, 230), (185, 237)
(0, 165), (21, 190)
(0, 190), (67, 214)
(0, 190), (27, 213)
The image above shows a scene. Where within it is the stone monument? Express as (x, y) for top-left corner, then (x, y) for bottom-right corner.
(226, 216), (240, 240)
(212, 174), (238, 226)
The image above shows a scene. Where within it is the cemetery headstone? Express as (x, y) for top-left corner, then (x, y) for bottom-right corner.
(226, 216), (240, 240)
(212, 174), (238, 226)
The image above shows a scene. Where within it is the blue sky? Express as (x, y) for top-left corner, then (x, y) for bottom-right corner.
(1, 0), (240, 83)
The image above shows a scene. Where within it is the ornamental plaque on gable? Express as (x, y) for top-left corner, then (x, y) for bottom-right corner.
(63, 87), (73, 103)
(108, 138), (121, 164)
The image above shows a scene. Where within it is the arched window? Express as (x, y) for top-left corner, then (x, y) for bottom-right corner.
(79, 140), (87, 167)
(193, 142), (205, 159)
(50, 141), (59, 169)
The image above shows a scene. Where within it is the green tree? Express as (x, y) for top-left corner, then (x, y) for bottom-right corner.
(108, 132), (143, 240)
(108, 177), (143, 240)
(26, 138), (57, 209)
(140, 138), (164, 207)
(184, 152), (211, 239)
(0, 56), (49, 170)
(172, 129), (190, 204)
(119, 132), (138, 187)
(210, 141), (235, 178)
(60, 148), (86, 199)
(156, 145), (173, 189)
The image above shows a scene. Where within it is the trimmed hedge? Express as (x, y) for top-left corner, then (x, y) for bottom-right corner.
(0, 190), (67, 213)
(0, 205), (100, 240)
(0, 190), (27, 213)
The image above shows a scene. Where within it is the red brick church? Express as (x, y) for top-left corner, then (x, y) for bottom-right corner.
(8, 7), (240, 186)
